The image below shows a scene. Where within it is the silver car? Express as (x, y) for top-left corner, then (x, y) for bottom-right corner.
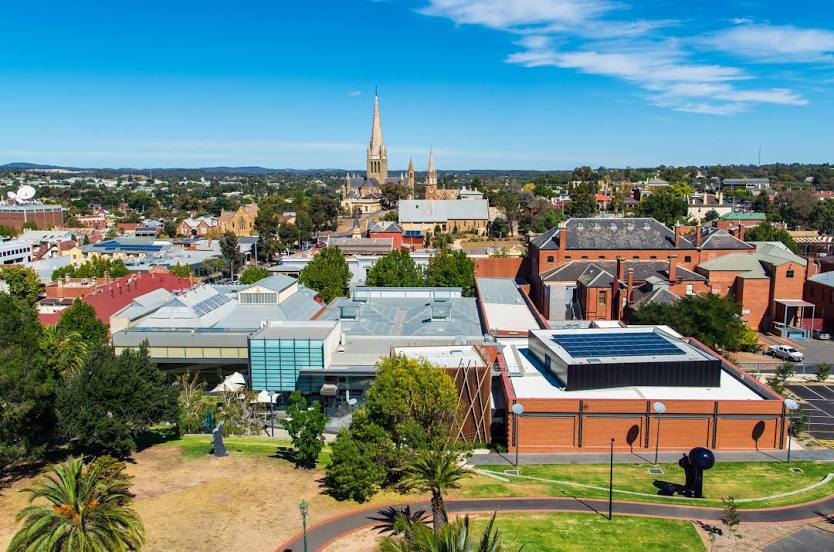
(767, 345), (805, 362)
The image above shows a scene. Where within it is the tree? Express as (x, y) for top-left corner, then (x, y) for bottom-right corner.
(813, 199), (834, 235)
(767, 362), (795, 394)
(255, 200), (280, 261)
(671, 181), (694, 197)
(744, 222), (799, 254)
(817, 363), (831, 383)
(8, 456), (144, 552)
(721, 497), (741, 539)
(239, 265), (270, 284)
(52, 257), (129, 280)
(283, 391), (327, 467)
(565, 183), (597, 217)
(492, 188), (522, 235)
(631, 293), (759, 353)
(170, 263), (191, 278)
(220, 231), (240, 279)
(0, 265), (44, 305)
(752, 190), (772, 214)
(0, 295), (58, 468)
(704, 209), (720, 222)
(0, 224), (18, 237)
(177, 372), (207, 434)
(163, 219), (178, 238)
(378, 512), (519, 551)
(637, 189), (687, 226)
(310, 194), (340, 231)
(401, 447), (470, 530)
(39, 325), (88, 379)
(298, 246), (350, 303)
(326, 423), (390, 502)
(491, 218), (509, 238)
(776, 189), (817, 228)
(57, 300), (109, 349)
(57, 344), (179, 457)
(425, 249), (475, 297)
(366, 250), (424, 288)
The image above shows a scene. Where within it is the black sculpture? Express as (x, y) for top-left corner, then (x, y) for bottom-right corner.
(654, 447), (715, 498)
(212, 421), (227, 458)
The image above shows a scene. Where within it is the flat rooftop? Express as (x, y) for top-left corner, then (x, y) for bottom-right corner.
(477, 278), (540, 333)
(504, 343), (763, 401)
(531, 326), (715, 366)
(393, 345), (486, 368)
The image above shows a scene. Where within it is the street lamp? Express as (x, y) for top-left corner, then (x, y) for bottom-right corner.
(511, 403), (525, 468)
(608, 437), (615, 521)
(298, 499), (309, 552)
(784, 398), (799, 463)
(653, 401), (667, 465)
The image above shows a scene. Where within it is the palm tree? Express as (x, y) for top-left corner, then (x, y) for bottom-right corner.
(8, 456), (145, 552)
(371, 505), (429, 535)
(401, 447), (471, 531)
(39, 325), (88, 378)
(378, 513), (521, 552)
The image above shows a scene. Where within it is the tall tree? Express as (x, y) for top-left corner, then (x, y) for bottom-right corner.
(366, 250), (424, 287)
(57, 344), (179, 457)
(238, 265), (270, 284)
(298, 246), (350, 303)
(0, 265), (44, 305)
(220, 231), (240, 278)
(310, 194), (340, 231)
(8, 456), (144, 552)
(39, 325), (88, 379)
(401, 447), (471, 530)
(637, 189), (687, 226)
(744, 222), (800, 254)
(425, 249), (475, 297)
(565, 183), (597, 217)
(57, 300), (109, 349)
(254, 200), (280, 261)
(283, 390), (327, 468)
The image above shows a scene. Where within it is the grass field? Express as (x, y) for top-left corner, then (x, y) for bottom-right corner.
(460, 461), (834, 509)
(471, 513), (704, 552)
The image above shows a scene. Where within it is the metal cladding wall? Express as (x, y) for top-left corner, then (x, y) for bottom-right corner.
(566, 358), (722, 391)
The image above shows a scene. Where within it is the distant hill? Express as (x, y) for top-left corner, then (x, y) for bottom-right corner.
(0, 162), (349, 175)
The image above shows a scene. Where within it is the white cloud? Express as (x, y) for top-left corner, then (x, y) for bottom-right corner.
(417, 1), (813, 115)
(705, 24), (834, 63)
(348, 90), (362, 97)
(418, 0), (613, 29)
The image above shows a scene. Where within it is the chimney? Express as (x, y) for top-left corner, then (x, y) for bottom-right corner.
(616, 256), (626, 281)
(717, 191), (724, 205)
(668, 255), (678, 283)
(674, 224), (682, 248)
(807, 258), (820, 279)
(737, 224), (745, 241)
(695, 226), (702, 248)
(626, 268), (634, 307)
(105, 272), (110, 285)
(558, 222), (567, 254)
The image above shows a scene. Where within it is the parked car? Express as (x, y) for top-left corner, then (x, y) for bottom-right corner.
(766, 345), (805, 362)
(813, 330), (831, 340)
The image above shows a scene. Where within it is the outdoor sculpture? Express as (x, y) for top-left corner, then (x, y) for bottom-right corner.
(654, 446), (715, 498)
(212, 421), (227, 458)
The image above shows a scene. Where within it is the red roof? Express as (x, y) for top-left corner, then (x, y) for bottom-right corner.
(39, 272), (193, 327)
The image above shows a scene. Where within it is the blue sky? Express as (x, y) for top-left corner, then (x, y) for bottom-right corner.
(1, 0), (833, 169)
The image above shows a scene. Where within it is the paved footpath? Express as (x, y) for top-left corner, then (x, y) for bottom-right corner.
(277, 494), (834, 551)
(471, 448), (834, 465)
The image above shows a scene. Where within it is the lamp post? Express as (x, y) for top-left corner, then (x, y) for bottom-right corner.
(511, 403), (525, 468)
(298, 499), (309, 552)
(653, 401), (667, 465)
(269, 392), (275, 437)
(784, 398), (799, 463)
(608, 437), (615, 521)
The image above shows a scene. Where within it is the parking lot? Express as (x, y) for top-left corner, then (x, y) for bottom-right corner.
(787, 383), (834, 440)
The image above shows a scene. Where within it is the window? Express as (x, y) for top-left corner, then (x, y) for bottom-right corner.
(546, 256), (554, 263)
(684, 256), (692, 263)
(565, 256), (572, 260)
(650, 255), (657, 260)
(598, 256), (605, 259)
(786, 270), (795, 278)
(599, 290), (607, 305)
(581, 255), (588, 259)
(686, 284), (694, 295)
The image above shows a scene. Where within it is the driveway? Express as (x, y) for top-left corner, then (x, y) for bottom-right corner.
(787, 383), (834, 440)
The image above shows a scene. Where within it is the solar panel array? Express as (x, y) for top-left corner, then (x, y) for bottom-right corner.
(192, 293), (231, 316)
(553, 332), (683, 358)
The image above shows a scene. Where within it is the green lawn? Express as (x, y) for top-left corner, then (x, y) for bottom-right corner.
(472, 513), (703, 552)
(464, 461), (834, 509)
(161, 434), (332, 464)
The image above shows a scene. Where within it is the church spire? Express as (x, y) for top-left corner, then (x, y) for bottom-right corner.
(366, 90), (388, 182)
(427, 147), (437, 187)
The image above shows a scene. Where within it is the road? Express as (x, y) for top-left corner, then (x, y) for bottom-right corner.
(276, 494), (834, 551)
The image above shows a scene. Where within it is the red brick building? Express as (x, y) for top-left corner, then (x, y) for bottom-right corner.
(367, 221), (424, 249)
(0, 204), (63, 231)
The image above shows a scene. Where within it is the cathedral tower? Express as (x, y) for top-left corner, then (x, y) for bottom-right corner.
(425, 148), (438, 199)
(366, 91), (388, 183)
(407, 157), (415, 199)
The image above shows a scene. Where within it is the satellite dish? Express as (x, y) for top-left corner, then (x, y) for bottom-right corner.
(16, 185), (36, 201)
(512, 403), (525, 416)
(784, 398), (799, 411)
(653, 401), (667, 414)
(348, 398), (358, 406)
(7, 191), (16, 200)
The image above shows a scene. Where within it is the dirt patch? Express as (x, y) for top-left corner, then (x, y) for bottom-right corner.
(324, 527), (381, 551)
(692, 518), (829, 551)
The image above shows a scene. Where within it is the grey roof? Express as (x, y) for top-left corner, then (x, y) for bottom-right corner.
(251, 321), (339, 341)
(368, 221), (402, 233)
(685, 227), (753, 250)
(541, 260), (705, 284)
(477, 278), (526, 304)
(398, 200), (488, 223)
(243, 274), (297, 293)
(631, 287), (681, 309)
(319, 289), (483, 339)
(112, 329), (250, 349)
(533, 218), (695, 251)
(112, 288), (176, 322)
(698, 241), (805, 278)
(809, 271), (834, 287)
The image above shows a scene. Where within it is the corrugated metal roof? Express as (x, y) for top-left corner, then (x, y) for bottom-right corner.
(398, 199), (488, 223)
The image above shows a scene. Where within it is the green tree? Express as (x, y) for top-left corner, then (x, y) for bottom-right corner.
(310, 194), (340, 231)
(21, 220), (39, 231)
(57, 300), (109, 349)
(0, 224), (18, 237)
(0, 295), (58, 468)
(239, 265), (270, 284)
(744, 222), (800, 254)
(721, 497), (741, 538)
(170, 263), (191, 278)
(425, 249), (475, 297)
(366, 250), (424, 288)
(283, 391), (328, 468)
(326, 423), (390, 502)
(163, 219), (178, 238)
(57, 344), (179, 457)
(39, 325), (89, 379)
(255, 200), (280, 262)
(813, 199), (834, 235)
(378, 512), (519, 552)
(492, 188), (522, 235)
(637, 189), (687, 226)
(0, 265), (44, 305)
(298, 246), (350, 303)
(631, 293), (759, 353)
(704, 209), (720, 222)
(220, 231), (240, 279)
(8, 456), (144, 552)
(52, 257), (129, 280)
(816, 363), (831, 383)
(670, 181), (694, 197)
(176, 372), (207, 434)
(491, 218), (509, 238)
(565, 183), (597, 217)
(401, 447), (471, 530)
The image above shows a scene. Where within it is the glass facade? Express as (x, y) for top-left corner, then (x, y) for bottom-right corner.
(249, 338), (325, 392)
